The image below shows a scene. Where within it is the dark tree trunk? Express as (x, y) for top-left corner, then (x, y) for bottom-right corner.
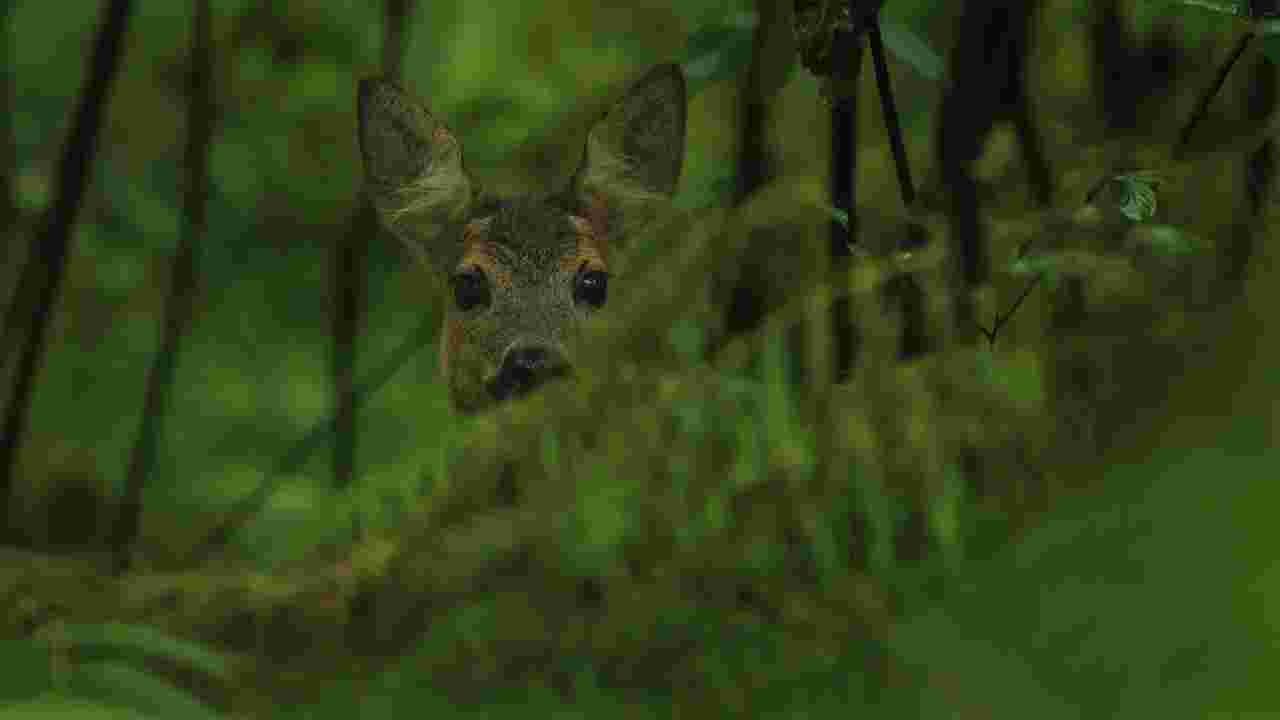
(936, 0), (1047, 344)
(111, 0), (215, 575)
(0, 0), (135, 532)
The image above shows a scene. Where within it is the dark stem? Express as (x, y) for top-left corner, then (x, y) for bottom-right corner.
(867, 15), (914, 208)
(828, 1), (868, 381)
(332, 0), (417, 492)
(0, 0), (135, 524)
(382, 0), (413, 80)
(720, 0), (777, 341)
(110, 0), (214, 575)
(1177, 31), (1254, 158)
(1012, 86), (1053, 207)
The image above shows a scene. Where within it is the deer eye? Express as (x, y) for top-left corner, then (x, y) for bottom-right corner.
(574, 268), (609, 308)
(452, 268), (491, 311)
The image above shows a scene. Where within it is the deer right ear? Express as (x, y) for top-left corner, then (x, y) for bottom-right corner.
(571, 64), (687, 249)
(358, 77), (473, 271)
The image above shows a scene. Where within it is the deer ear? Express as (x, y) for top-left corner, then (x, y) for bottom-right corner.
(571, 64), (686, 243)
(358, 77), (473, 271)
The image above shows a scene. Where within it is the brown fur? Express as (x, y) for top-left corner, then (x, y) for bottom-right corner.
(358, 65), (686, 413)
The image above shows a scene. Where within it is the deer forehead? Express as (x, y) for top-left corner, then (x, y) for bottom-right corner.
(458, 198), (606, 286)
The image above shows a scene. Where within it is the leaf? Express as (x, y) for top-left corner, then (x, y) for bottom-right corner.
(52, 623), (230, 681)
(1138, 0), (1237, 45)
(879, 20), (944, 82)
(1259, 31), (1280, 65)
(1089, 171), (1163, 223)
(1114, 172), (1162, 221)
(1007, 253), (1061, 276)
(1173, 0), (1246, 16)
(65, 662), (221, 720)
(1129, 224), (1205, 257)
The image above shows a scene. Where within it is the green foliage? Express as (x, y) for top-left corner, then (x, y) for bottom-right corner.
(236, 424), (1280, 716)
(1263, 29), (1280, 67)
(1169, 0), (1248, 17)
(893, 427), (1280, 717)
(1134, 223), (1206, 256)
(878, 19), (944, 83)
(3, 0), (1275, 716)
(1100, 170), (1164, 222)
(61, 662), (221, 720)
(56, 623), (229, 680)
(0, 625), (228, 720)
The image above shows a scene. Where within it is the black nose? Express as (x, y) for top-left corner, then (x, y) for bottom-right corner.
(488, 346), (569, 402)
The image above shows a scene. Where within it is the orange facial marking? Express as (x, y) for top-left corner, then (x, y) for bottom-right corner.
(567, 215), (608, 273)
(440, 315), (466, 375)
(581, 191), (612, 242)
(432, 125), (455, 147)
(458, 218), (512, 289)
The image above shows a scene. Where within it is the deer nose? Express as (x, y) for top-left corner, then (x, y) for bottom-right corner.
(488, 345), (570, 402)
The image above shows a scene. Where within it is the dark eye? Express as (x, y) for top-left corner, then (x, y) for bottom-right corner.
(574, 269), (609, 308)
(452, 268), (491, 311)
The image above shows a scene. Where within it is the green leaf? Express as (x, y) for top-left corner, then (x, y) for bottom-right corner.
(1132, 224), (1204, 257)
(1089, 171), (1163, 222)
(1112, 172), (1161, 222)
(1138, 0), (1236, 45)
(54, 623), (230, 681)
(880, 20), (944, 82)
(1173, 0), (1246, 16)
(66, 662), (221, 720)
(1259, 33), (1280, 65)
(1008, 253), (1061, 276)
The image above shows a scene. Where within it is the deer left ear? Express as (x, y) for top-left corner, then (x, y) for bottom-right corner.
(570, 64), (687, 244)
(358, 77), (474, 273)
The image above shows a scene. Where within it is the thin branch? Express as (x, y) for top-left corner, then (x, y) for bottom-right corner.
(332, 0), (417, 492)
(721, 0), (780, 340)
(110, 0), (214, 575)
(828, 24), (860, 257)
(827, 1), (868, 381)
(1, 0), (135, 519)
(867, 15), (914, 208)
(1176, 30), (1254, 158)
